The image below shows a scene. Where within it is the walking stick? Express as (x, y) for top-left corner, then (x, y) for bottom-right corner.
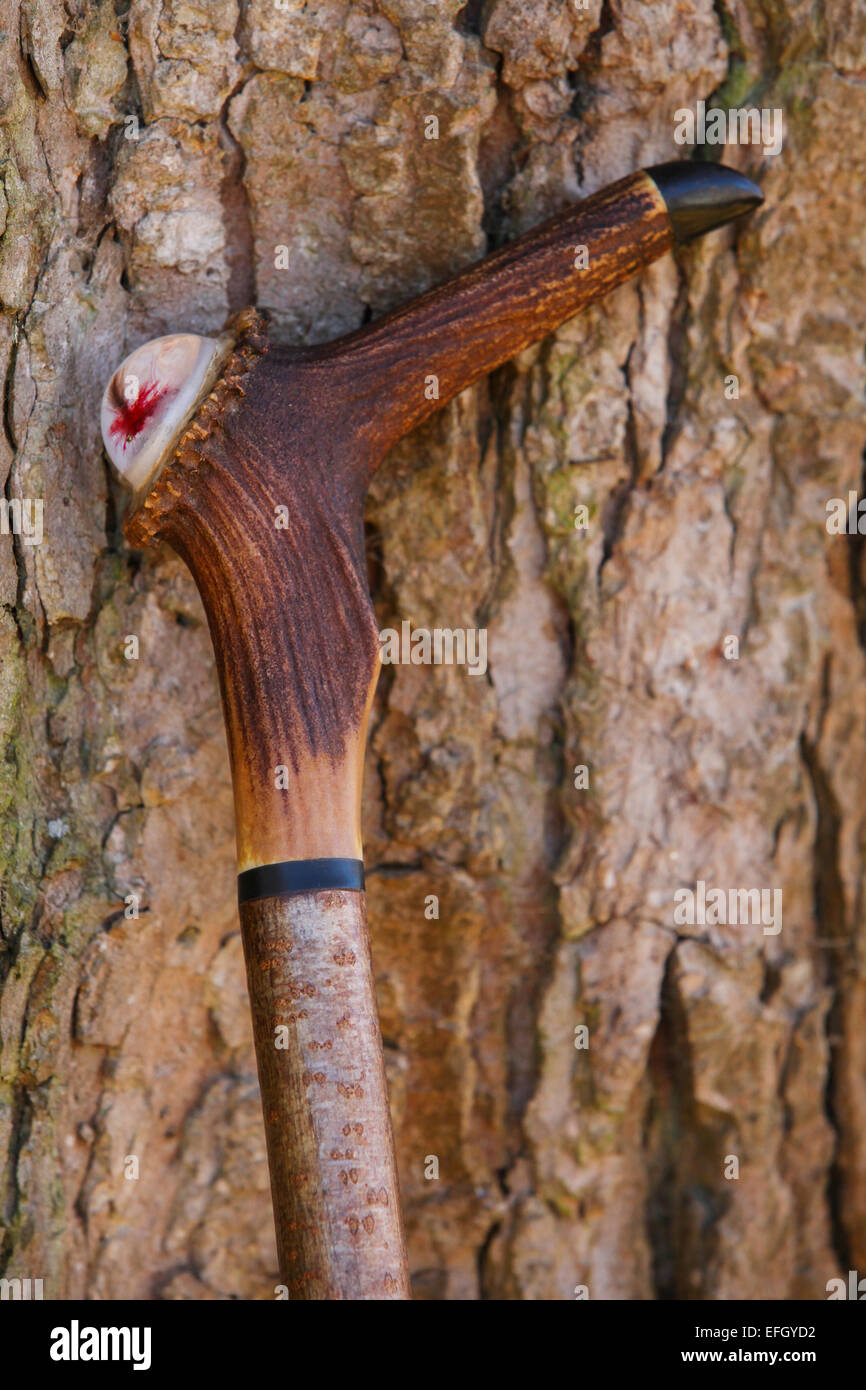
(100, 161), (762, 1299)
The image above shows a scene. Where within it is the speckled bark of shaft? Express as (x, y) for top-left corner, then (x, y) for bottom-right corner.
(239, 888), (409, 1300)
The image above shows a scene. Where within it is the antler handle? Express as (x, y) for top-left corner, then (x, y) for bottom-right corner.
(102, 161), (763, 1300)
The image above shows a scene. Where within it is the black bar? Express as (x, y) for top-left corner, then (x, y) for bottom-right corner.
(237, 857), (365, 905)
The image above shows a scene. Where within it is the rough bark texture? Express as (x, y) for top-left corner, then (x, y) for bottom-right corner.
(0, 0), (864, 1301)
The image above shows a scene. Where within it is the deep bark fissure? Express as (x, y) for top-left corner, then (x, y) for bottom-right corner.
(644, 941), (734, 1300)
(847, 445), (866, 650)
(0, 1081), (31, 1274)
(658, 268), (691, 474)
(476, 1215), (502, 1299)
(2, 326), (34, 636)
(799, 682), (854, 1273)
(598, 342), (639, 579)
(217, 19), (256, 314)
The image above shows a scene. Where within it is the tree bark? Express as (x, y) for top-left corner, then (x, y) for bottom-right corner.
(0, 0), (864, 1300)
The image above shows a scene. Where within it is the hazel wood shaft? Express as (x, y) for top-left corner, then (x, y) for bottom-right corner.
(240, 887), (408, 1299)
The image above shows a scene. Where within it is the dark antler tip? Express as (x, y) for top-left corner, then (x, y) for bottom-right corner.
(646, 160), (764, 241)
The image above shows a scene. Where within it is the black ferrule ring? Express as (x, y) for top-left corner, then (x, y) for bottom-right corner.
(237, 857), (365, 905)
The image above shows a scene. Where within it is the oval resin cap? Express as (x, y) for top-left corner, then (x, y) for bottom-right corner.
(100, 333), (228, 493)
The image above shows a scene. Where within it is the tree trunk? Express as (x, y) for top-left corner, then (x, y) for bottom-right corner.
(1, 0), (864, 1300)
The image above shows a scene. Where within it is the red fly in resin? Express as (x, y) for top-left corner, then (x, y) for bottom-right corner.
(108, 377), (168, 449)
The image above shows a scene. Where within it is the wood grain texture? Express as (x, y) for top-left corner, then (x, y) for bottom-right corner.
(239, 888), (409, 1299)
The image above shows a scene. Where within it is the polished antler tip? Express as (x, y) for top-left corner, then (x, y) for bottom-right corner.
(100, 333), (231, 492)
(646, 160), (764, 242)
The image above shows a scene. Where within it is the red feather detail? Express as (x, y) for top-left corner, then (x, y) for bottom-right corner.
(109, 378), (167, 448)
